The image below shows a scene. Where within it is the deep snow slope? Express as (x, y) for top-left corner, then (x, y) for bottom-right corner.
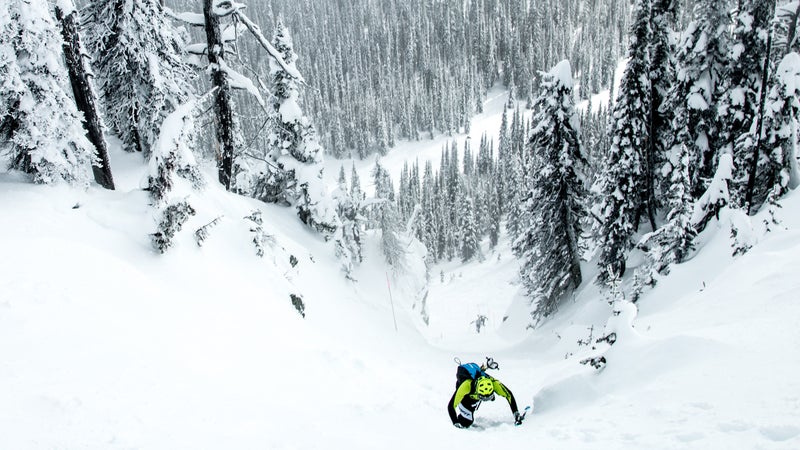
(418, 195), (800, 450)
(2, 81), (799, 448)
(3, 151), (799, 449)
(0, 148), (438, 449)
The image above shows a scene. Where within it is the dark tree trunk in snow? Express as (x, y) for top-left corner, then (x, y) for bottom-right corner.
(644, 95), (658, 231)
(746, 0), (777, 214)
(204, 0), (236, 191)
(55, 0), (115, 190)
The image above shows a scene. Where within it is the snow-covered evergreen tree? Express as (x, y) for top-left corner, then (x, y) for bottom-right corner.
(634, 143), (696, 296)
(146, 95), (207, 253)
(0, 0), (93, 185)
(420, 161), (438, 262)
(372, 160), (406, 270)
(513, 61), (586, 324)
(83, 0), (194, 157)
(262, 19), (337, 234)
(591, 0), (653, 283)
(760, 51), (800, 202)
(721, 0), (773, 208)
(350, 163), (365, 209)
(774, 2), (800, 58)
(151, 201), (196, 254)
(146, 97), (206, 206)
(458, 184), (482, 262)
(648, 0), (679, 210)
(488, 181), (502, 249)
(496, 108), (511, 214)
(691, 152), (734, 229)
(332, 165), (364, 279)
(504, 152), (526, 242)
(673, 0), (730, 195)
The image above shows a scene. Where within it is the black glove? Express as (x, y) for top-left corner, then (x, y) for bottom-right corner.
(514, 411), (524, 425)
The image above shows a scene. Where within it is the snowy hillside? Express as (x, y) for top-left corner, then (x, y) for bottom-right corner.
(6, 0), (800, 446)
(3, 91), (800, 448)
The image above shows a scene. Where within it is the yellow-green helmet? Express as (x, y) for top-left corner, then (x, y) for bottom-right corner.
(475, 376), (494, 397)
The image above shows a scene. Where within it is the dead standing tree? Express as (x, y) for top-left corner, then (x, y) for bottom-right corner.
(193, 0), (303, 191)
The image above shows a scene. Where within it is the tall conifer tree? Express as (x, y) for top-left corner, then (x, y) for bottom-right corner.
(721, 0), (773, 209)
(592, 0), (652, 283)
(263, 19), (337, 233)
(513, 61), (586, 324)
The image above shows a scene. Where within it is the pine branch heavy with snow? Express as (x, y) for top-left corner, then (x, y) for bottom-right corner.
(83, 0), (195, 158)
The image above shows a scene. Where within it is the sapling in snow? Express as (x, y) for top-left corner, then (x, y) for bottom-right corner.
(151, 202), (197, 253)
(195, 216), (224, 247)
(243, 210), (276, 258)
(146, 96), (208, 252)
(332, 165), (365, 279)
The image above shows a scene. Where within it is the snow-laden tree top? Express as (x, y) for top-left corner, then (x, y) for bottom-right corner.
(550, 59), (574, 89)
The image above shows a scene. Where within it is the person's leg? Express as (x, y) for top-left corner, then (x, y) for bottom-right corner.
(456, 399), (479, 428)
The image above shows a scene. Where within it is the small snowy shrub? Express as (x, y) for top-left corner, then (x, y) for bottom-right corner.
(290, 293), (305, 318)
(151, 201), (196, 253)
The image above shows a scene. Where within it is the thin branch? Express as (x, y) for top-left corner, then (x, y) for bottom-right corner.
(233, 10), (306, 84)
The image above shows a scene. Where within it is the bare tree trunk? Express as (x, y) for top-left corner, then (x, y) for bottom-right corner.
(203, 0), (236, 191)
(645, 86), (659, 231)
(745, 0), (777, 214)
(55, 0), (115, 190)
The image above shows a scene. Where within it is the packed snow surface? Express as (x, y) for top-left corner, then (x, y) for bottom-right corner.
(2, 84), (800, 449)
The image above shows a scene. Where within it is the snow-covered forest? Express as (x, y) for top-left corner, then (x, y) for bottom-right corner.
(167, 0), (633, 159)
(2, 0), (800, 448)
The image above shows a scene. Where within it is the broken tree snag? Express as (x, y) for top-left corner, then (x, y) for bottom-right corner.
(203, 0), (236, 191)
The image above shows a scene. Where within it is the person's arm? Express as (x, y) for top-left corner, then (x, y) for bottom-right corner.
(492, 379), (519, 414)
(447, 380), (472, 423)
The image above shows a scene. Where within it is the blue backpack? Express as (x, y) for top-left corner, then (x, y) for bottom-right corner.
(455, 356), (499, 389)
(455, 362), (486, 389)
